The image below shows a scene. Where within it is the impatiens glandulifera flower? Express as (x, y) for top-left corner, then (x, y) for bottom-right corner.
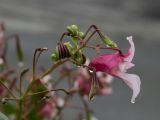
(38, 102), (55, 120)
(89, 36), (141, 103)
(74, 59), (113, 99)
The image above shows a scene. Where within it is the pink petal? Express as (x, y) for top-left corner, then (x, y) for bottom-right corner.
(115, 72), (141, 103)
(99, 87), (112, 95)
(89, 53), (121, 73)
(124, 36), (135, 62)
(119, 62), (135, 72)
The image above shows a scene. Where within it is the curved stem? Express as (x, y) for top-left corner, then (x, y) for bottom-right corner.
(23, 59), (68, 99)
(80, 96), (91, 120)
(27, 88), (69, 97)
(74, 29), (104, 54)
(83, 24), (100, 38)
(2, 97), (20, 101)
(39, 59), (68, 80)
(60, 32), (70, 42)
(32, 48), (48, 80)
(85, 45), (122, 53)
(20, 69), (29, 96)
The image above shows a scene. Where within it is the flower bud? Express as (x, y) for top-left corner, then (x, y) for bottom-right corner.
(78, 32), (84, 38)
(51, 51), (59, 61)
(67, 25), (78, 36)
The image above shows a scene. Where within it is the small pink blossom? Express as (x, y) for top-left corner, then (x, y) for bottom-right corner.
(89, 36), (141, 103)
(38, 102), (55, 120)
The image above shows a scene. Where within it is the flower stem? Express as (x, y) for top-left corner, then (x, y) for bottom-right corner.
(27, 88), (69, 97)
(0, 80), (16, 98)
(39, 59), (68, 80)
(80, 96), (91, 120)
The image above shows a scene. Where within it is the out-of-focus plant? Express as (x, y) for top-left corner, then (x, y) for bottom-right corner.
(0, 22), (141, 120)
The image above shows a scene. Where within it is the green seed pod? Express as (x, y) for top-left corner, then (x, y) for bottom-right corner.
(89, 72), (99, 101)
(103, 37), (118, 48)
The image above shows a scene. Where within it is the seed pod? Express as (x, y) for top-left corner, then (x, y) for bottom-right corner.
(89, 70), (99, 101)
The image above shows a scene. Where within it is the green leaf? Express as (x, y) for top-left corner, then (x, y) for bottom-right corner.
(31, 85), (46, 103)
(0, 112), (9, 120)
(28, 108), (43, 120)
(2, 103), (16, 115)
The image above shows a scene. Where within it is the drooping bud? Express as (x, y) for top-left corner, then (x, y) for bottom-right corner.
(78, 32), (84, 38)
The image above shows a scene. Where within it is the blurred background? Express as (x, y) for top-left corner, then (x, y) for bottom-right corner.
(0, 0), (160, 120)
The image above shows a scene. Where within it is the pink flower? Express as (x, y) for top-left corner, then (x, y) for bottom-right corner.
(74, 59), (113, 98)
(89, 36), (141, 103)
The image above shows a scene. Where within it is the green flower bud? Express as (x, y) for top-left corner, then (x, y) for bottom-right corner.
(66, 26), (73, 34)
(51, 51), (59, 61)
(71, 25), (78, 33)
(103, 37), (118, 48)
(78, 32), (84, 38)
(64, 42), (75, 55)
(67, 25), (78, 36)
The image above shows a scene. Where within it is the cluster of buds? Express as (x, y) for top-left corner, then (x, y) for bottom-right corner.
(51, 24), (140, 103)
